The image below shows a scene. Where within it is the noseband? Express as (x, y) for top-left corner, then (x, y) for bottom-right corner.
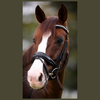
(28, 25), (69, 98)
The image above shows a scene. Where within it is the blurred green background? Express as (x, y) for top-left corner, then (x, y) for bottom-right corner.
(23, 1), (77, 98)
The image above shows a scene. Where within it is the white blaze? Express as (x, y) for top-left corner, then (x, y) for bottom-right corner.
(28, 32), (51, 78)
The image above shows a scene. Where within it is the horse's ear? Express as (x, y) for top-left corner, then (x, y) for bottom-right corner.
(58, 4), (68, 23)
(35, 5), (46, 23)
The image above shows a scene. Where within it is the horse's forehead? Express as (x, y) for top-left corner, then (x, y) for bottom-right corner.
(43, 31), (51, 38)
(56, 28), (67, 36)
(37, 31), (51, 52)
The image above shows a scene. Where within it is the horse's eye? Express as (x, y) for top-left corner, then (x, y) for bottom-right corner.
(33, 38), (36, 44)
(55, 37), (63, 46)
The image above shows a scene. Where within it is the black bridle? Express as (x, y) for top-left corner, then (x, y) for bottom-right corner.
(28, 25), (69, 98)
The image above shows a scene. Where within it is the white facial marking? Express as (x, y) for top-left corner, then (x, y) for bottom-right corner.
(28, 32), (51, 81)
(38, 32), (51, 53)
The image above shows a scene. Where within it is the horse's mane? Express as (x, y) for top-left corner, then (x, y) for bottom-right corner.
(35, 16), (59, 36)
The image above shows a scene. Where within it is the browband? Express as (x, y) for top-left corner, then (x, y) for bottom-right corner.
(55, 25), (69, 34)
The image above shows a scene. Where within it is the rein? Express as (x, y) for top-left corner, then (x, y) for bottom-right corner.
(28, 25), (69, 98)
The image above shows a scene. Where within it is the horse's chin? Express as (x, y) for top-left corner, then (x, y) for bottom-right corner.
(30, 80), (46, 90)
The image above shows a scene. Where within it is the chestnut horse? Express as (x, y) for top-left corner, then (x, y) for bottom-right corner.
(23, 4), (69, 98)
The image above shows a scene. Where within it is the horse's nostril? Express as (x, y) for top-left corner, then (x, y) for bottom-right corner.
(38, 73), (43, 82)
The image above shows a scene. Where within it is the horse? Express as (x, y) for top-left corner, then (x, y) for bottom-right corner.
(23, 4), (69, 98)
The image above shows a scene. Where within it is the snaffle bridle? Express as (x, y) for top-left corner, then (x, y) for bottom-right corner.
(28, 25), (69, 98)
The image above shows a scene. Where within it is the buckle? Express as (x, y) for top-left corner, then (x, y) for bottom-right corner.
(50, 68), (59, 79)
